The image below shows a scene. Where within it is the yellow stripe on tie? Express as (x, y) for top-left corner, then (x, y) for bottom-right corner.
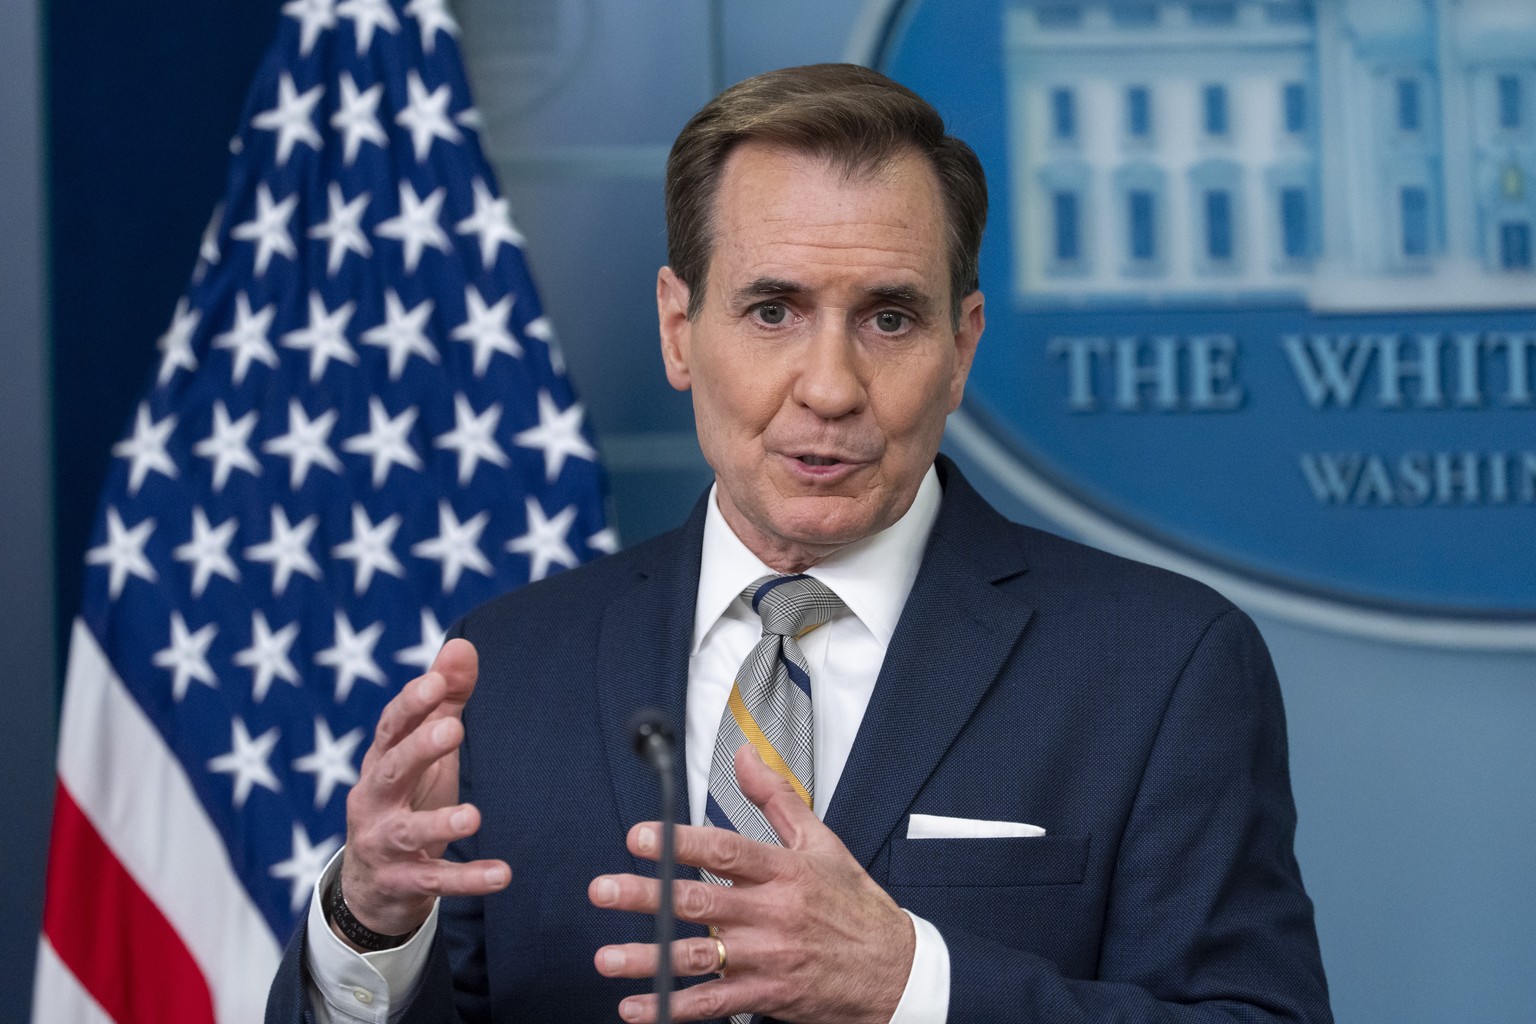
(727, 685), (813, 807)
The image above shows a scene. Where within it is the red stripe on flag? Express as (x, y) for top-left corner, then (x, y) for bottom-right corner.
(42, 782), (216, 1024)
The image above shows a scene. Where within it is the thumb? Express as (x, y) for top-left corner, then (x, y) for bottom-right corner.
(734, 743), (820, 849)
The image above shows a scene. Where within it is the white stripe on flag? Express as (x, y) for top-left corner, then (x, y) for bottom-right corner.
(31, 936), (117, 1024)
(56, 619), (283, 1024)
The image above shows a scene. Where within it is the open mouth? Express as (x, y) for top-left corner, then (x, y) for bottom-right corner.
(797, 455), (842, 467)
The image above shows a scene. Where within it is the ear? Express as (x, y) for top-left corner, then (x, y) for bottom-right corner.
(947, 290), (985, 412)
(657, 266), (694, 392)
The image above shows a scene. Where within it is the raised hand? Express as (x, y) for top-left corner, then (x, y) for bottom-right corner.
(590, 745), (915, 1024)
(335, 638), (510, 944)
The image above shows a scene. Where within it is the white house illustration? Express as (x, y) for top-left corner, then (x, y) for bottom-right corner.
(1003, 0), (1536, 310)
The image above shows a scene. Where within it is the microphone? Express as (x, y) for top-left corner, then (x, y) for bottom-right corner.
(628, 710), (677, 1024)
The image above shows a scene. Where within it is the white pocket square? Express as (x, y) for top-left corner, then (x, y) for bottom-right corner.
(906, 813), (1046, 839)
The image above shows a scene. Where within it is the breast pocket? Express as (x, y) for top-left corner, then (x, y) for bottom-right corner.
(888, 833), (1090, 888)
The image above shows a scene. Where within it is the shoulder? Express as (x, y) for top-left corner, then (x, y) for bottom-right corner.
(933, 457), (1245, 644)
(453, 522), (690, 640)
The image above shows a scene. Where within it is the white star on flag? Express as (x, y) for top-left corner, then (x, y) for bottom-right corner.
(193, 401), (263, 492)
(330, 72), (387, 166)
(316, 611), (387, 701)
(269, 824), (342, 913)
(506, 496), (579, 582)
(208, 718), (282, 808)
(251, 72), (324, 166)
(233, 610), (302, 703)
(263, 398), (343, 489)
(394, 607), (447, 673)
(153, 610), (220, 702)
(375, 181), (449, 274)
(343, 397), (423, 487)
(396, 70), (461, 162)
(173, 507), (242, 598)
(513, 389), (597, 482)
(524, 315), (565, 374)
(361, 289), (438, 380)
(282, 292), (359, 382)
(231, 183), (299, 276)
(435, 393), (509, 485)
(455, 178), (525, 270)
(332, 503), (406, 594)
(282, 0), (337, 57)
(156, 297), (201, 385)
(194, 203), (224, 283)
(245, 505), (323, 597)
(112, 403), (179, 497)
(588, 527), (621, 555)
(336, 0), (399, 55)
(451, 285), (520, 376)
(292, 718), (364, 809)
(309, 182), (373, 275)
(404, 0), (459, 53)
(213, 292), (280, 386)
(85, 507), (157, 599)
(411, 499), (492, 592)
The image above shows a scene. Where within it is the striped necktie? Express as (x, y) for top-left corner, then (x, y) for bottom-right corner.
(703, 574), (842, 861)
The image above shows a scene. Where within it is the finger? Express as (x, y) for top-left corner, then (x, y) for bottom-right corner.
(364, 800), (484, 858)
(617, 980), (763, 1024)
(357, 713), (466, 808)
(593, 937), (731, 980)
(369, 639), (478, 755)
(371, 856), (512, 900)
(589, 873), (740, 927)
(628, 821), (782, 886)
(733, 743), (820, 849)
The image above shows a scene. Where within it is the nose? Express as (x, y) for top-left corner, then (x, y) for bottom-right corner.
(791, 318), (866, 419)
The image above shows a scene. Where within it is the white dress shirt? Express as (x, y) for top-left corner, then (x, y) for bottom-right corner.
(304, 468), (950, 1023)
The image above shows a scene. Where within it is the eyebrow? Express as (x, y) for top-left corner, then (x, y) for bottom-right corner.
(730, 277), (938, 317)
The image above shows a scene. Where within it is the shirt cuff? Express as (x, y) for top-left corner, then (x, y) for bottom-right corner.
(886, 910), (950, 1024)
(302, 848), (441, 1024)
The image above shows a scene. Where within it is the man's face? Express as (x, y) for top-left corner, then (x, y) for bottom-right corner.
(657, 142), (984, 571)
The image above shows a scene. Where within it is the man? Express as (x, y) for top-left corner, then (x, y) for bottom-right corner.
(270, 64), (1331, 1023)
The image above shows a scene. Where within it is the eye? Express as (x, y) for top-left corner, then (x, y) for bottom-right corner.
(872, 310), (908, 334)
(754, 302), (788, 326)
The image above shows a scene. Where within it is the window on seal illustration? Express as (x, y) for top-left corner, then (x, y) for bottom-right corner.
(1283, 82), (1307, 135)
(1203, 84), (1229, 137)
(1497, 74), (1522, 131)
(1397, 78), (1422, 133)
(1189, 2), (1237, 25)
(1400, 186), (1430, 258)
(1053, 190), (1082, 265)
(1110, 3), (1158, 27)
(1129, 190), (1157, 263)
(1501, 222), (1531, 270)
(1278, 186), (1312, 264)
(1036, 4), (1083, 29)
(1115, 164), (1165, 275)
(1205, 190), (1234, 262)
(1051, 87), (1077, 142)
(1126, 86), (1152, 139)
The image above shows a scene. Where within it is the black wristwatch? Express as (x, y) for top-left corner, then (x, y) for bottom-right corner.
(325, 863), (415, 952)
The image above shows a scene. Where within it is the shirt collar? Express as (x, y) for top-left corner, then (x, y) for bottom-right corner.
(692, 466), (942, 654)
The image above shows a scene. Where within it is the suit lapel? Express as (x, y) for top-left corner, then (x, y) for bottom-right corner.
(824, 463), (1035, 870)
(593, 497), (708, 872)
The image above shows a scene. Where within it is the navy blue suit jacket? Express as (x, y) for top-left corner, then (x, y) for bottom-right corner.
(269, 458), (1331, 1023)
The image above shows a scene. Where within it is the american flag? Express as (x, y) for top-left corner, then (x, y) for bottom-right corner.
(34, 2), (612, 1021)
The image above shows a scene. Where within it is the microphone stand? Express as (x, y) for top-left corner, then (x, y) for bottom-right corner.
(630, 711), (677, 1024)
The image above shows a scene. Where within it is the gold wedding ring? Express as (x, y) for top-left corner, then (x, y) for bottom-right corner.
(712, 935), (729, 976)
